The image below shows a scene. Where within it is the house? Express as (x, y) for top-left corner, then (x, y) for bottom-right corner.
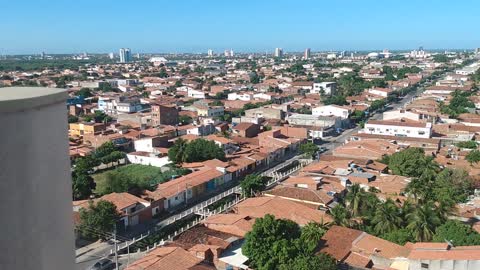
(144, 165), (230, 211)
(125, 246), (215, 270)
(232, 123), (261, 138)
(332, 139), (401, 160)
(244, 107), (285, 120)
(349, 133), (441, 154)
(364, 119), (432, 138)
(151, 104), (178, 126)
(69, 122), (105, 137)
(286, 113), (343, 129)
(397, 242), (480, 270)
(187, 89), (206, 99)
(194, 104), (225, 117)
(73, 192), (152, 228)
(312, 105), (350, 119)
(233, 196), (333, 225)
(263, 175), (346, 210)
(318, 226), (410, 269)
(312, 82), (337, 95)
(367, 87), (394, 98)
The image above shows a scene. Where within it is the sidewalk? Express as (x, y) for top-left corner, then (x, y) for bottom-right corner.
(76, 240), (111, 258)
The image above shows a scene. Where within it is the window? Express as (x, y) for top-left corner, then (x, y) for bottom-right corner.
(418, 131), (425, 135)
(421, 263), (429, 269)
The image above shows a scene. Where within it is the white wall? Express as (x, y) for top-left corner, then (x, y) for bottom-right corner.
(127, 154), (170, 168)
(312, 105), (349, 119)
(364, 122), (432, 138)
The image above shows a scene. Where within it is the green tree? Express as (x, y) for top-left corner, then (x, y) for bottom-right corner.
(385, 148), (438, 177)
(346, 183), (365, 217)
(299, 142), (319, 159)
(68, 114), (79, 123)
(179, 115), (193, 125)
(371, 199), (402, 235)
(168, 138), (188, 163)
(242, 214), (301, 270)
(299, 222), (327, 254)
(330, 204), (351, 227)
(456, 141), (478, 149)
(381, 228), (414, 245)
(72, 172), (96, 200)
(240, 174), (266, 197)
(78, 200), (121, 240)
(77, 87), (93, 98)
(406, 201), (441, 242)
(279, 254), (337, 270)
(466, 150), (480, 165)
(432, 168), (473, 206)
(433, 220), (480, 246)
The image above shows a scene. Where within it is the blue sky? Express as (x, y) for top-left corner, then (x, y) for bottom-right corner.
(1, 0), (479, 54)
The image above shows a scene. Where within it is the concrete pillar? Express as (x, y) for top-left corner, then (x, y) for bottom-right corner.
(0, 87), (74, 270)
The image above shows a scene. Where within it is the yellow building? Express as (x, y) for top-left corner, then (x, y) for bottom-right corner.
(69, 122), (105, 137)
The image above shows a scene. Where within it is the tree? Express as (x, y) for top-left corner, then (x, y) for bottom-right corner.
(78, 200), (121, 240)
(72, 172), (96, 200)
(240, 174), (266, 197)
(68, 114), (79, 123)
(323, 95), (347, 106)
(330, 204), (351, 227)
(433, 54), (449, 63)
(299, 142), (319, 159)
(77, 87), (93, 98)
(381, 228), (414, 245)
(456, 141), (478, 149)
(433, 220), (480, 246)
(371, 199), (402, 235)
(242, 214), (301, 270)
(279, 254), (337, 270)
(179, 115), (193, 125)
(345, 183), (365, 217)
(299, 222), (327, 254)
(384, 148), (438, 177)
(466, 150), (480, 165)
(168, 138), (188, 163)
(432, 168), (473, 206)
(250, 72), (261, 83)
(406, 201), (441, 242)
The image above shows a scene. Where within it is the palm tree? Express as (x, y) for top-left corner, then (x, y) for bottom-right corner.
(330, 204), (351, 227)
(346, 184), (364, 217)
(406, 201), (441, 242)
(371, 199), (402, 235)
(300, 222), (327, 254)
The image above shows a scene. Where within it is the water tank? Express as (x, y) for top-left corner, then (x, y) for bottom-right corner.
(0, 87), (74, 270)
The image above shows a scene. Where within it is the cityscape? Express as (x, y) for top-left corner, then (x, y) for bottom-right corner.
(2, 1), (480, 270)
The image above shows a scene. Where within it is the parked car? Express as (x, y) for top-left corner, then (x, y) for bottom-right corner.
(89, 258), (115, 270)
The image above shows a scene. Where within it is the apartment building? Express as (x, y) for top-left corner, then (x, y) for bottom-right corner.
(151, 103), (178, 126)
(311, 82), (337, 95)
(312, 105), (350, 119)
(69, 122), (105, 137)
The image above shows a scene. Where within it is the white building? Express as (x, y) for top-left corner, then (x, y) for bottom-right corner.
(126, 152), (170, 168)
(119, 48), (131, 63)
(368, 87), (393, 98)
(312, 105), (350, 119)
(187, 89), (206, 99)
(274, 48), (283, 57)
(228, 92), (253, 101)
(312, 82), (337, 95)
(364, 120), (432, 138)
(207, 49), (213, 57)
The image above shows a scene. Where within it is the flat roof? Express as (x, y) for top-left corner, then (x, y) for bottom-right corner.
(0, 87), (67, 113)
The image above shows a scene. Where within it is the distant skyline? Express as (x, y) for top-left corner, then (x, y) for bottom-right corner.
(1, 0), (480, 54)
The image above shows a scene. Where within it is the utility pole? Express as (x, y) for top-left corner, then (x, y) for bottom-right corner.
(114, 223), (119, 270)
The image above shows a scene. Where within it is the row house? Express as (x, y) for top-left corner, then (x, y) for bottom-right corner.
(364, 119), (432, 139)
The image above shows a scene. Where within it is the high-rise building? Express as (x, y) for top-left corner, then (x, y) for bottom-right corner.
(119, 48), (132, 63)
(41, 51), (45, 59)
(274, 48), (283, 57)
(108, 52), (114, 59)
(208, 49), (213, 57)
(224, 49), (234, 57)
(304, 48), (311, 59)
